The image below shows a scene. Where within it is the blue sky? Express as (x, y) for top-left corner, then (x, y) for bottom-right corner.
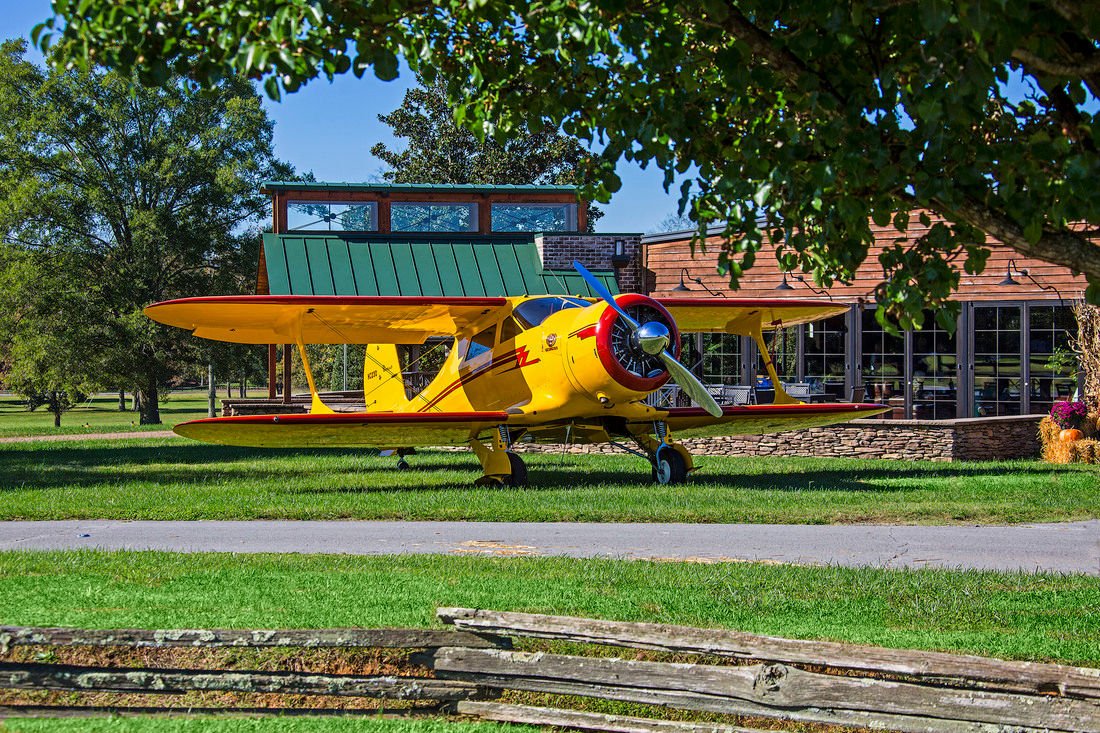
(1, 1), (685, 233)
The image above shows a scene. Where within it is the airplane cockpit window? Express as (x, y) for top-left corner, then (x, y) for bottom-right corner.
(499, 316), (522, 344)
(513, 297), (590, 328)
(464, 325), (497, 362)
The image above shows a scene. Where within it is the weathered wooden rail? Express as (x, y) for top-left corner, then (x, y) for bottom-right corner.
(1, 610), (1098, 732)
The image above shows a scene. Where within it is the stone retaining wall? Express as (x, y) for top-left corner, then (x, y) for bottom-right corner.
(514, 415), (1043, 462)
(217, 401), (1042, 462)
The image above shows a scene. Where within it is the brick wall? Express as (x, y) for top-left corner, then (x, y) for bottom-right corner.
(513, 415), (1043, 462)
(538, 234), (644, 293)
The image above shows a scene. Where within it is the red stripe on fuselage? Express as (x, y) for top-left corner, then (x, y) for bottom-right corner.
(417, 346), (540, 412)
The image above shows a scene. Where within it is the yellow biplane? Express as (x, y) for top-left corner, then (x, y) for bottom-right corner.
(146, 263), (889, 485)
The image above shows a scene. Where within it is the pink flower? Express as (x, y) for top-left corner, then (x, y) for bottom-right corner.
(1050, 401), (1088, 429)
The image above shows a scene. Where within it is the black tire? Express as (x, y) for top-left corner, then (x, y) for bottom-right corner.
(396, 458), (410, 471)
(653, 446), (687, 485)
(505, 451), (528, 487)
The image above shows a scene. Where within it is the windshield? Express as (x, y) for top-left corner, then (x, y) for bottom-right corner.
(513, 296), (591, 328)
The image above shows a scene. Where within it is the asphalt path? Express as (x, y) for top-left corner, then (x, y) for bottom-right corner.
(2, 520), (1097, 575)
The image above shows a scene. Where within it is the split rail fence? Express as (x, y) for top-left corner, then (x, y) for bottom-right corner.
(1, 607), (1098, 732)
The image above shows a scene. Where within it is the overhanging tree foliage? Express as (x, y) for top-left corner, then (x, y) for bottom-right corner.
(372, 75), (602, 227)
(0, 39), (290, 423)
(35, 0), (1100, 328)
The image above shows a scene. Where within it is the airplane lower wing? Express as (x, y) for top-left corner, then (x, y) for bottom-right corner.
(174, 403), (890, 450)
(173, 412), (509, 448)
(640, 403), (892, 438)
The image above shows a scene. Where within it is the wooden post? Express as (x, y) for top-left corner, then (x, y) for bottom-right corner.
(282, 344), (292, 404)
(207, 365), (215, 418)
(268, 344), (277, 400)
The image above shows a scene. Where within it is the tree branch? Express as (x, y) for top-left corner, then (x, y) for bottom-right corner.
(939, 195), (1100, 281)
(1011, 47), (1100, 78)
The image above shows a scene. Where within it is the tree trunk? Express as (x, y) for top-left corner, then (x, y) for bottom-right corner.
(138, 375), (161, 425)
(226, 382), (232, 399)
(239, 376), (246, 399)
(49, 391), (61, 427)
(131, 389), (141, 412)
(118, 391), (126, 411)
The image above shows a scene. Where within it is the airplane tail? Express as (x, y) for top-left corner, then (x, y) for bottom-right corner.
(362, 344), (409, 411)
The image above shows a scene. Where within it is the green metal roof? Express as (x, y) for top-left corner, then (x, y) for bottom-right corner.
(261, 233), (619, 298)
(261, 181), (578, 195)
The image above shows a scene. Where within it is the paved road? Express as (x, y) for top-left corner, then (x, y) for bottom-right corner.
(2, 520), (1097, 575)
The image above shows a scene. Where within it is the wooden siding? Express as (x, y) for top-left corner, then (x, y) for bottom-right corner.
(645, 215), (1088, 302)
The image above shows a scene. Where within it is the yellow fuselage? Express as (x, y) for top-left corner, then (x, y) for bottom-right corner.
(399, 297), (662, 424)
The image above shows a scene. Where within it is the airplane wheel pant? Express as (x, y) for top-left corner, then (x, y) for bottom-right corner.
(632, 433), (694, 485)
(469, 436), (526, 487)
(654, 445), (688, 485)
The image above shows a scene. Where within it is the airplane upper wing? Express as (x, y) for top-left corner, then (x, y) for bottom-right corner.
(655, 298), (849, 333)
(145, 295), (510, 344)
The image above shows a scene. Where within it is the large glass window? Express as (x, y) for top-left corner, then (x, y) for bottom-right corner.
(287, 201), (377, 231)
(973, 305), (1022, 416)
(492, 203), (578, 232)
(803, 315), (847, 398)
(391, 202), (478, 232)
(1028, 304), (1078, 414)
(861, 310), (905, 407)
(760, 327), (798, 386)
(910, 313), (958, 419)
(695, 333), (742, 386)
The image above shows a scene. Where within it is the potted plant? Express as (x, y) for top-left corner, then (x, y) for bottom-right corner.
(1050, 401), (1089, 442)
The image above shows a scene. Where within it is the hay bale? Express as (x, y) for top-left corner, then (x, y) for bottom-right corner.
(1073, 439), (1098, 464)
(1039, 416), (1060, 446)
(1086, 414), (1100, 440)
(1045, 440), (1074, 464)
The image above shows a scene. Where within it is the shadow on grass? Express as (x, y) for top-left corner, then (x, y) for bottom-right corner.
(0, 443), (1086, 495)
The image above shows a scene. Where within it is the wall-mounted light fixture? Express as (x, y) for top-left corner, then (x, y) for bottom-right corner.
(672, 268), (727, 297)
(793, 274), (833, 300)
(610, 239), (631, 269)
(774, 272), (795, 290)
(999, 259), (1063, 304)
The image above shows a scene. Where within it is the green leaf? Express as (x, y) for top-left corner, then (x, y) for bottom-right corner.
(373, 50), (399, 81)
(1023, 219), (1042, 244)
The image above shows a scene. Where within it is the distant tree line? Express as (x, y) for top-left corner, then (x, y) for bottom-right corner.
(0, 45), (605, 425)
(0, 39), (290, 424)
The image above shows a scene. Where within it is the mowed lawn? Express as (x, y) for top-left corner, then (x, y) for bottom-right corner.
(0, 436), (1096, 523)
(0, 390), (255, 437)
(2, 551), (1098, 664)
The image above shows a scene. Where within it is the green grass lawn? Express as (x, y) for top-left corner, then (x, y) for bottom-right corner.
(1, 552), (1096, 731)
(0, 437), (1096, 523)
(0, 390), (266, 437)
(1, 551), (1097, 664)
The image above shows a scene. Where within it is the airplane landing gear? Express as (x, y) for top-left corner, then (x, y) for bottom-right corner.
(633, 421), (694, 485)
(652, 445), (688, 485)
(470, 427), (528, 487)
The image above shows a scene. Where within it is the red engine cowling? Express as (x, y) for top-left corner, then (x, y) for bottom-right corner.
(593, 294), (681, 393)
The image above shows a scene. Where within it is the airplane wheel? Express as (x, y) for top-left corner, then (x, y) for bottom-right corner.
(396, 458), (410, 471)
(505, 451), (528, 487)
(653, 446), (687, 485)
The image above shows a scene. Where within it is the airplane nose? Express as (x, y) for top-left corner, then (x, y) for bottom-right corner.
(637, 321), (670, 355)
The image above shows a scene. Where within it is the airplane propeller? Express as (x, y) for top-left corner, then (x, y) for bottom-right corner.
(573, 261), (723, 418)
